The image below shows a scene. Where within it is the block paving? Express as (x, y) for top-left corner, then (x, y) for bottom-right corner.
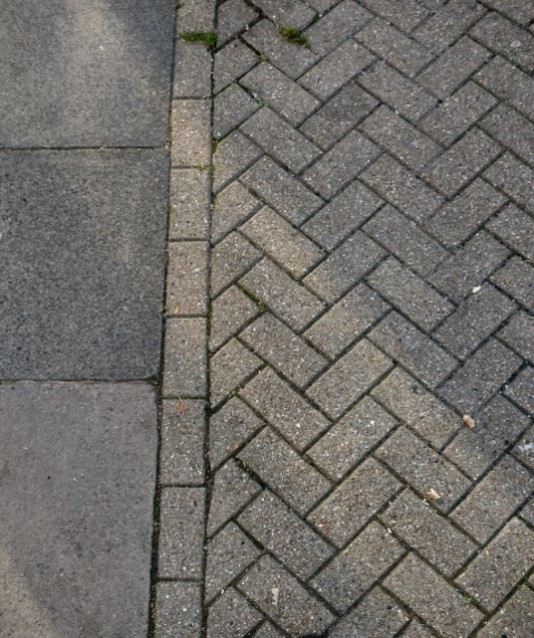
(158, 1), (534, 636)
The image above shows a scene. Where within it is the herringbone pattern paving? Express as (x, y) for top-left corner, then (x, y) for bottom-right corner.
(205, 1), (534, 635)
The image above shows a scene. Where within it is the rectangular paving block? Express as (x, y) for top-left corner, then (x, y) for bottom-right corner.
(0, 150), (168, 379)
(166, 242), (208, 316)
(156, 582), (202, 638)
(171, 100), (211, 167)
(163, 318), (207, 397)
(0, 382), (157, 638)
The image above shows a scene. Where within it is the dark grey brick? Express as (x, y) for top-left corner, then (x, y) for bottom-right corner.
(482, 0), (534, 24)
(361, 0), (428, 31)
(505, 366), (534, 414)
(487, 204), (534, 262)
(163, 319), (207, 398)
(304, 231), (385, 303)
(166, 241), (208, 316)
(206, 588), (262, 638)
(477, 586), (534, 638)
(238, 490), (334, 579)
(217, 0), (259, 45)
(451, 455), (534, 543)
(302, 181), (383, 251)
(307, 396), (397, 480)
(413, 0), (485, 52)
(362, 204), (447, 276)
(306, 338), (393, 419)
(308, 458), (402, 547)
(210, 338), (262, 407)
(250, 0), (317, 29)
(492, 256), (534, 312)
(210, 285), (259, 353)
(170, 169), (210, 240)
(213, 130), (262, 194)
(302, 130), (381, 199)
(400, 620), (434, 638)
(481, 103), (534, 165)
(376, 427), (471, 511)
(211, 232), (261, 296)
(484, 152), (534, 213)
(251, 623), (283, 638)
(425, 178), (506, 248)
(214, 40), (258, 93)
(499, 311), (534, 363)
(173, 40), (212, 99)
(213, 83), (259, 139)
(212, 180), (261, 244)
(429, 231), (510, 302)
(381, 489), (476, 576)
(444, 395), (530, 479)
(240, 367), (329, 450)
(435, 283), (516, 360)
(238, 427), (331, 514)
(361, 155), (443, 223)
(513, 424), (534, 470)
(367, 257), (453, 332)
(177, 0), (215, 31)
(311, 521), (404, 612)
(237, 556), (335, 635)
(156, 582), (201, 638)
(440, 339), (522, 414)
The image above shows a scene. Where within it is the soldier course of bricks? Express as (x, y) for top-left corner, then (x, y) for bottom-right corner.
(154, 1), (534, 637)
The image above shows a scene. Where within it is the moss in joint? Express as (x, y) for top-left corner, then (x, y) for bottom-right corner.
(280, 26), (309, 47)
(179, 31), (218, 48)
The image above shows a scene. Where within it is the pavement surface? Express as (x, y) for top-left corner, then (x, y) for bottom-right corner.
(2, 1), (534, 637)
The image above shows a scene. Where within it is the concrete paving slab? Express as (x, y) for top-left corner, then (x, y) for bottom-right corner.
(0, 150), (168, 379)
(0, 0), (174, 147)
(0, 382), (157, 638)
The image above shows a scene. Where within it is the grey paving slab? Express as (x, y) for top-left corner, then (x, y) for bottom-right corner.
(0, 0), (174, 147)
(0, 150), (168, 379)
(0, 382), (156, 638)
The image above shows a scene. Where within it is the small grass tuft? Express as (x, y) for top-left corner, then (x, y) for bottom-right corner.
(280, 25), (309, 47)
(180, 31), (217, 48)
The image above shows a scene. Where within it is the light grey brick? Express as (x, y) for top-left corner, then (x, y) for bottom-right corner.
(251, 623), (283, 638)
(505, 366), (534, 414)
(250, 0), (317, 29)
(207, 588), (262, 638)
(210, 285), (259, 352)
(213, 83), (259, 139)
(213, 130), (262, 194)
(477, 586), (534, 638)
(177, 0), (215, 31)
(487, 203), (534, 262)
(173, 39), (212, 98)
(481, 103), (534, 164)
(156, 582), (201, 638)
(211, 232), (261, 296)
(169, 169), (210, 240)
(400, 620), (435, 638)
(492, 256), (534, 312)
(164, 318), (207, 397)
(484, 152), (534, 213)
(217, 0), (259, 45)
(214, 40), (258, 93)
(210, 338), (262, 407)
(305, 0), (372, 55)
(513, 424), (534, 470)
(483, 0), (534, 24)
(212, 180), (261, 243)
(361, 0), (428, 31)
(166, 242), (208, 316)
(171, 100), (211, 167)
(413, 0), (485, 52)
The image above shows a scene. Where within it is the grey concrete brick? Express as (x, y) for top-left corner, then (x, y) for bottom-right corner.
(306, 0), (340, 10)
(238, 490), (335, 579)
(413, 0), (485, 52)
(307, 338), (393, 419)
(305, 0), (372, 55)
(505, 366), (534, 414)
(488, 204), (534, 262)
(418, 36), (491, 99)
(367, 257), (453, 332)
(484, 152), (534, 213)
(312, 521), (404, 612)
(240, 367), (329, 449)
(240, 258), (326, 331)
(241, 62), (320, 126)
(425, 178), (506, 248)
(356, 18), (432, 77)
(173, 39), (212, 98)
(305, 283), (389, 358)
(435, 283), (516, 360)
(166, 242), (208, 316)
(369, 312), (457, 388)
(302, 181), (383, 251)
(492, 256), (534, 313)
(207, 459), (261, 536)
(238, 427), (331, 514)
(240, 313), (327, 387)
(359, 61), (437, 122)
(304, 231), (385, 303)
(212, 180), (261, 243)
(308, 457), (402, 547)
(444, 395), (530, 479)
(164, 318), (207, 397)
(251, 0), (317, 29)
(251, 623), (283, 638)
(513, 424), (534, 470)
(384, 554), (483, 637)
(359, 106), (441, 171)
(170, 169), (210, 240)
(521, 498), (534, 525)
(483, 0), (534, 24)
(210, 338), (262, 407)
(214, 40), (259, 93)
(361, 0), (428, 31)
(205, 522), (261, 602)
(210, 286), (259, 352)
(160, 400), (205, 485)
(240, 156), (324, 225)
(376, 427), (471, 511)
(361, 155), (443, 223)
(440, 339), (522, 414)
(177, 0), (215, 31)
(155, 582), (201, 638)
(499, 311), (534, 363)
(470, 11), (534, 72)
(206, 588), (262, 638)
(158, 487), (205, 578)
(300, 79), (378, 150)
(209, 397), (263, 470)
(299, 38), (376, 100)
(477, 586), (534, 638)
(171, 100), (211, 167)
(238, 556), (335, 635)
(372, 367), (461, 449)
(329, 588), (408, 638)
(213, 130), (262, 194)
(211, 232), (261, 296)
(302, 129), (381, 199)
(213, 83), (259, 139)
(421, 82), (496, 147)
(481, 103), (534, 164)
(422, 128), (501, 197)
(362, 204), (447, 276)
(217, 0), (259, 45)
(451, 455), (534, 543)
(429, 231), (510, 303)
(308, 396), (397, 480)
(240, 206), (324, 278)
(458, 518), (534, 610)
(381, 489), (476, 576)
(400, 620), (435, 638)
